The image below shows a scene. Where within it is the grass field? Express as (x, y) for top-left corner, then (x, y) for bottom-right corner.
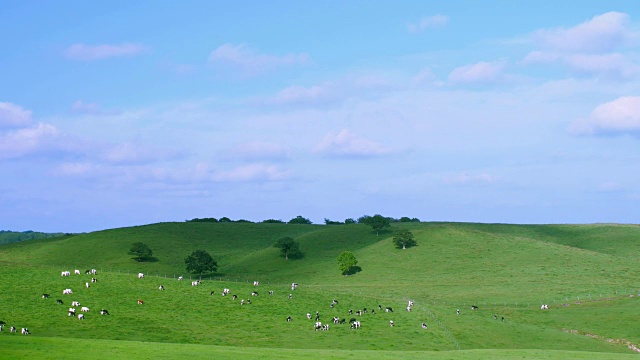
(0, 222), (638, 358)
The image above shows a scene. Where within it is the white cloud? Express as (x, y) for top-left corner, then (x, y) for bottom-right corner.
(442, 172), (502, 186)
(407, 15), (449, 34)
(0, 123), (65, 159)
(212, 164), (291, 182)
(532, 12), (633, 53)
(314, 129), (391, 157)
(64, 43), (147, 61)
(448, 61), (506, 84)
(208, 43), (310, 76)
(101, 142), (182, 165)
(224, 142), (290, 161)
(569, 96), (640, 136)
(523, 51), (638, 78)
(71, 100), (104, 114)
(0, 102), (32, 128)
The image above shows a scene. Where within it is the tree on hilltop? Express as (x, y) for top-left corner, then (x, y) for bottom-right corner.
(288, 215), (312, 224)
(360, 214), (391, 235)
(128, 242), (153, 262)
(392, 228), (417, 250)
(185, 249), (218, 274)
(274, 236), (303, 260)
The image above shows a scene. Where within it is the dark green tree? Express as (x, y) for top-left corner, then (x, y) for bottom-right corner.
(392, 228), (417, 250)
(128, 242), (153, 262)
(337, 250), (358, 275)
(363, 214), (391, 235)
(185, 249), (218, 274)
(219, 217), (232, 222)
(273, 236), (302, 259)
(262, 219), (284, 224)
(288, 215), (312, 224)
(344, 218), (356, 224)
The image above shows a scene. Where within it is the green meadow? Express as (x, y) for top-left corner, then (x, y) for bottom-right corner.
(0, 222), (638, 359)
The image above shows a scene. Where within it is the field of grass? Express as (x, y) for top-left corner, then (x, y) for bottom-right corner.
(0, 222), (638, 358)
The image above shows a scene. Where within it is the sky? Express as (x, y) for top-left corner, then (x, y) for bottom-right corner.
(2, 1), (640, 233)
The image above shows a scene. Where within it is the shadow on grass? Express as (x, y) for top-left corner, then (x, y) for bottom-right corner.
(131, 257), (159, 263)
(344, 266), (362, 276)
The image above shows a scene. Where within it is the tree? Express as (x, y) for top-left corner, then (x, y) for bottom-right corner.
(361, 214), (391, 235)
(392, 228), (417, 250)
(344, 218), (356, 224)
(337, 251), (358, 275)
(128, 242), (153, 262)
(273, 237), (302, 260)
(288, 215), (312, 224)
(184, 250), (218, 274)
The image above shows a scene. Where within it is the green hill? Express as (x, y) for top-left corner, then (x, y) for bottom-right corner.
(0, 230), (66, 245)
(0, 222), (638, 358)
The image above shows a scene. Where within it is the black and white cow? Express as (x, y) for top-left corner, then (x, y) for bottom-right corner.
(246, 299), (251, 304)
(191, 280), (200, 286)
(253, 281), (260, 286)
(471, 305), (479, 310)
(63, 288), (73, 295)
(72, 301), (80, 307)
(288, 293), (292, 299)
(61, 271), (70, 277)
(251, 291), (259, 296)
(306, 313), (311, 320)
(10, 326), (17, 333)
(456, 309), (460, 315)
(314, 322), (322, 331)
(389, 320), (394, 327)
(210, 291), (215, 295)
(356, 310), (362, 316)
(350, 321), (361, 329)
(78, 314), (84, 320)
(422, 322), (428, 329)
(68, 308), (76, 316)
(385, 307), (393, 313)
(159, 285), (165, 290)
(178, 276), (183, 281)
(291, 283), (298, 290)
(91, 278), (98, 283)
(541, 304), (549, 310)
(348, 309), (353, 315)
(85, 270), (92, 275)
(21, 328), (30, 335)
(269, 290), (274, 296)
(85, 282), (90, 289)
(42, 293), (50, 299)
(74, 270), (81, 275)
(91, 269), (97, 275)
(232, 295), (238, 300)
(222, 288), (230, 296)
(286, 316), (292, 322)
(0, 325), (3, 332)
(333, 317), (340, 324)
(138, 273), (144, 279)
(100, 309), (110, 315)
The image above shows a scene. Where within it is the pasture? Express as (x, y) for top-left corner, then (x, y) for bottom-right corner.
(0, 222), (638, 358)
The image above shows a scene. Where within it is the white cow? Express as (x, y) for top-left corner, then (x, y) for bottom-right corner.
(85, 282), (90, 288)
(138, 273), (144, 279)
(63, 289), (73, 295)
(61, 271), (70, 277)
(191, 280), (200, 286)
(21, 328), (30, 335)
(541, 304), (549, 310)
(72, 301), (80, 306)
(253, 281), (260, 286)
(178, 276), (183, 281)
(390, 320), (394, 327)
(91, 269), (97, 275)
(74, 270), (80, 275)
(78, 314), (84, 320)
(81, 307), (90, 312)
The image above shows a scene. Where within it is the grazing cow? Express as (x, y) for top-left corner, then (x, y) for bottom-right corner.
(288, 294), (292, 299)
(138, 273), (144, 279)
(178, 276), (183, 281)
(240, 299), (245, 305)
(191, 280), (200, 286)
(378, 304), (382, 310)
(406, 306), (411, 312)
(314, 322), (322, 331)
(56, 300), (63, 305)
(494, 314), (497, 320)
(348, 309), (353, 315)
(330, 303), (334, 309)
(371, 309), (375, 315)
(159, 285), (165, 290)
(246, 299), (251, 304)
(81, 307), (90, 312)
(349, 318), (356, 324)
(137, 299), (144, 305)
(456, 309), (460, 315)
(422, 322), (428, 329)
(253, 281), (260, 286)
(10, 326), (17, 333)
(91, 269), (97, 275)
(471, 305), (478, 310)
(0, 325), (3, 331)
(61, 271), (70, 277)
(91, 278), (98, 283)
(251, 291), (259, 296)
(390, 320), (394, 327)
(332, 299), (339, 305)
(100, 309), (110, 315)
(333, 317), (340, 324)
(501, 317), (505, 322)
(363, 307), (367, 314)
(42, 293), (50, 299)
(74, 270), (80, 275)
(68, 308), (76, 316)
(222, 288), (230, 295)
(408, 300), (414, 307)
(541, 304), (549, 310)
(63, 289), (73, 295)
(356, 310), (362, 316)
(210, 291), (215, 295)
(21, 328), (30, 335)
(78, 314), (84, 320)
(307, 313), (311, 320)
(350, 321), (361, 329)
(315, 313), (320, 321)
(291, 283), (298, 290)
(72, 301), (80, 306)
(286, 316), (292, 322)
(85, 270), (91, 275)
(232, 294), (238, 300)
(85, 282), (90, 288)
(269, 290), (274, 296)
(385, 307), (393, 313)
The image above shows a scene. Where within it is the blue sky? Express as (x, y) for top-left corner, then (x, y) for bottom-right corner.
(2, 1), (640, 232)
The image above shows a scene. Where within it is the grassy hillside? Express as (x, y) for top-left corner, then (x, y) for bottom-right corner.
(0, 222), (638, 358)
(0, 230), (66, 245)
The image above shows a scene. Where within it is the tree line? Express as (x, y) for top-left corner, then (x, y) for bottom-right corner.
(186, 214), (420, 226)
